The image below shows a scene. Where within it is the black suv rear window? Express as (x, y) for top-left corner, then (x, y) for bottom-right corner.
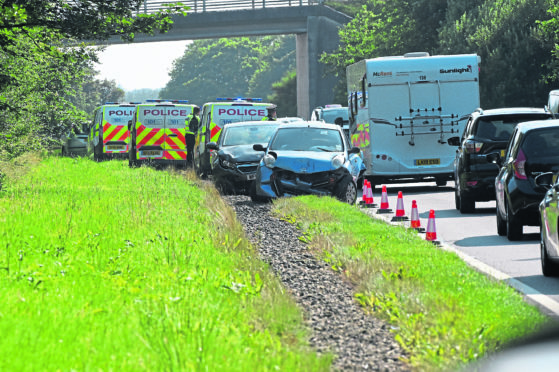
(474, 114), (551, 141)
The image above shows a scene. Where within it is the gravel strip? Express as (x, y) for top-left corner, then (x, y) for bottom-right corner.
(223, 195), (410, 371)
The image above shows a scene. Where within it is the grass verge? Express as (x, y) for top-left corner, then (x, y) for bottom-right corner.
(0, 156), (332, 371)
(272, 195), (552, 371)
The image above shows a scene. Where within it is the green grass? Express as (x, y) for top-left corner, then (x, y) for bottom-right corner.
(272, 195), (552, 371)
(0, 156), (332, 371)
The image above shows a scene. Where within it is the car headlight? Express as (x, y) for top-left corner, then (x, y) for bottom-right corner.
(331, 154), (344, 169)
(219, 158), (235, 169)
(263, 154), (276, 168)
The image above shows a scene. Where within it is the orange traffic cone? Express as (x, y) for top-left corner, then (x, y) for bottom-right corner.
(425, 209), (439, 245)
(377, 185), (392, 214)
(364, 180), (377, 208)
(410, 200), (425, 232)
(391, 191), (409, 222)
(359, 179), (368, 206)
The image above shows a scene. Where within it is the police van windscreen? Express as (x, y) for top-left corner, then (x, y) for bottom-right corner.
(106, 107), (135, 125)
(138, 107), (192, 128)
(215, 106), (267, 126)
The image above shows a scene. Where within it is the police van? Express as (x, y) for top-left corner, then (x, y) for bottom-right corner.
(193, 97), (273, 177)
(88, 102), (138, 161)
(128, 100), (197, 168)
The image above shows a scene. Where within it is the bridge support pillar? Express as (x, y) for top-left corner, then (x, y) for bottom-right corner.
(296, 15), (345, 119)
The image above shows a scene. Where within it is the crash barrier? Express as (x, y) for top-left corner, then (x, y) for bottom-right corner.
(359, 186), (438, 244)
(138, 0), (322, 14)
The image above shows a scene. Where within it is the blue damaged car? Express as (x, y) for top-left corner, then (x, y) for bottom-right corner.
(250, 122), (365, 204)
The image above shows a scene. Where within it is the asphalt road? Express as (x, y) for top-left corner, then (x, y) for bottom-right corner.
(359, 181), (559, 319)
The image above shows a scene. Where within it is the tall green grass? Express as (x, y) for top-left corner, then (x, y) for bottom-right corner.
(273, 196), (552, 371)
(0, 157), (331, 371)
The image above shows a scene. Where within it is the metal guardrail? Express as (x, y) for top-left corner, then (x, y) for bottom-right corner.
(140, 0), (323, 13)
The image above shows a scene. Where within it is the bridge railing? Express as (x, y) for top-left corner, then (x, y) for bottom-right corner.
(139, 0), (323, 13)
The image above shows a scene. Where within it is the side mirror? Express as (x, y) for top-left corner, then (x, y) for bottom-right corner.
(486, 152), (501, 166)
(348, 146), (361, 155)
(253, 144), (266, 152)
(535, 172), (556, 190)
(206, 142), (218, 150)
(447, 137), (460, 146)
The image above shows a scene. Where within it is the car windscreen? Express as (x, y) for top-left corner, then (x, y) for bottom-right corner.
(521, 128), (559, 162)
(474, 114), (551, 141)
(222, 124), (278, 146)
(270, 127), (343, 152)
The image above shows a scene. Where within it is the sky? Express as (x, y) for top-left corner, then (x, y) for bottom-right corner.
(95, 40), (191, 91)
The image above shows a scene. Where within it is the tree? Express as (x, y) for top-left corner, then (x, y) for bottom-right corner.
(0, 0), (188, 160)
(321, 0), (556, 109)
(160, 36), (295, 106)
(267, 70), (297, 117)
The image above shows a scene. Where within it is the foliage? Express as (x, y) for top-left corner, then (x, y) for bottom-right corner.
(273, 195), (550, 371)
(267, 70), (297, 117)
(160, 36), (296, 106)
(0, 157), (332, 370)
(71, 70), (126, 116)
(438, 0), (554, 107)
(321, 0), (557, 108)
(125, 87), (162, 103)
(0, 0), (188, 160)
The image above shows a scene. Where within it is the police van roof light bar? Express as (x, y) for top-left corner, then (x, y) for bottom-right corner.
(104, 102), (119, 105)
(216, 97), (263, 102)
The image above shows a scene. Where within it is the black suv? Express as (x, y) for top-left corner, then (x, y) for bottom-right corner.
(493, 120), (559, 240)
(450, 107), (553, 213)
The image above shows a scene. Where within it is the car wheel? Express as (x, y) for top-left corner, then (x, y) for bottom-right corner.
(506, 202), (523, 241)
(454, 186), (461, 210)
(335, 176), (357, 205)
(436, 179), (447, 187)
(541, 227), (559, 277)
(496, 205), (507, 236)
(250, 181), (269, 203)
(459, 189), (475, 213)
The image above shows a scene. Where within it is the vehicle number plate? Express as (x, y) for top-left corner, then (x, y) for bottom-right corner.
(106, 145), (125, 151)
(414, 158), (440, 166)
(247, 174), (256, 181)
(141, 150), (162, 157)
(500, 149), (506, 157)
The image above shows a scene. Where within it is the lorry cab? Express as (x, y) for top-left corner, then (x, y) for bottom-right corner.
(193, 97), (273, 177)
(128, 100), (197, 168)
(88, 102), (138, 161)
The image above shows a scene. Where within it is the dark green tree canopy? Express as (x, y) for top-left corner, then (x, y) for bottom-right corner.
(160, 36), (295, 107)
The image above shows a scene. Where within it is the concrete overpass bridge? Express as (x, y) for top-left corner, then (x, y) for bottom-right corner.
(104, 0), (352, 119)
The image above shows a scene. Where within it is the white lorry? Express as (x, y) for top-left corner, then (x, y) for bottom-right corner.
(346, 52), (481, 188)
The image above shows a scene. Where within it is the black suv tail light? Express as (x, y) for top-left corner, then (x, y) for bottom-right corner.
(464, 139), (483, 153)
